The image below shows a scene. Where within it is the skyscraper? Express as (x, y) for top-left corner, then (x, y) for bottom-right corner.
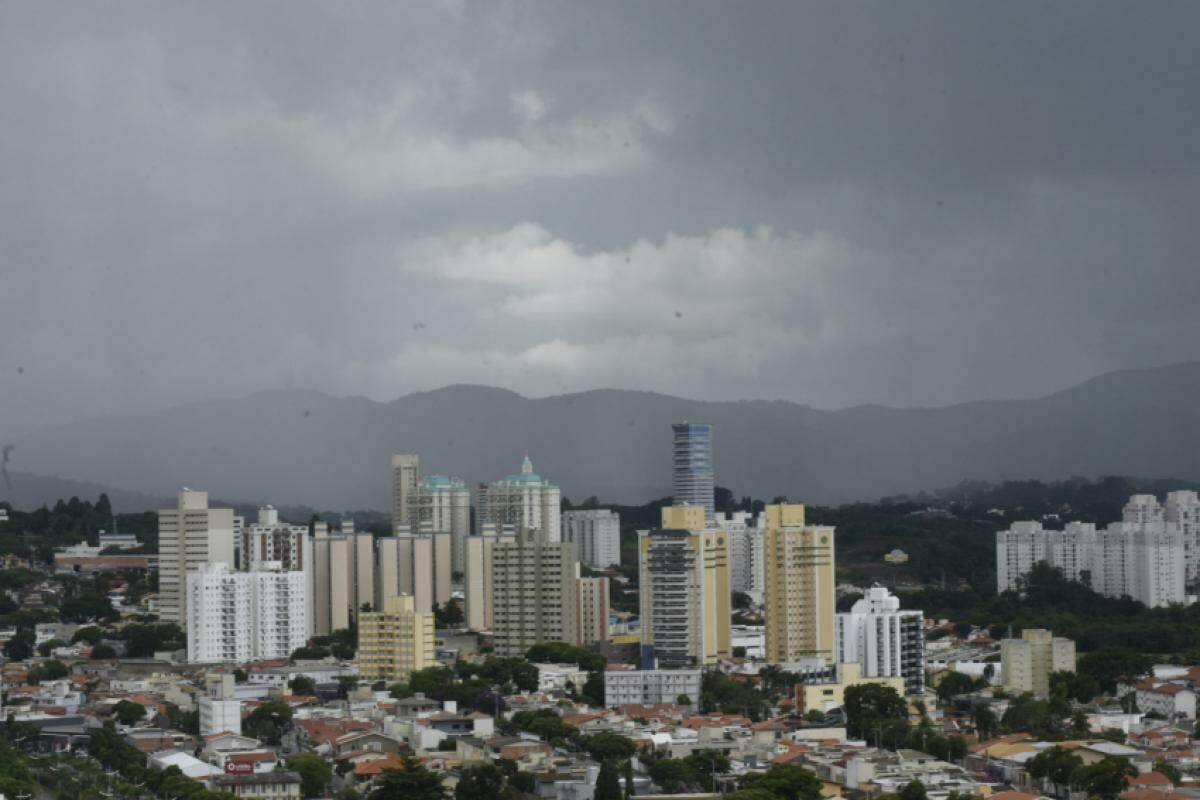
(476, 456), (562, 542)
(311, 521), (375, 635)
(391, 454), (420, 533)
(158, 489), (236, 629)
(490, 528), (579, 656)
(672, 422), (714, 522)
(637, 506), (731, 669)
(762, 503), (836, 665)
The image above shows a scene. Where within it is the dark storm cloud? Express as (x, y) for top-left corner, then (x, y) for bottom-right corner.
(2, 1), (1199, 440)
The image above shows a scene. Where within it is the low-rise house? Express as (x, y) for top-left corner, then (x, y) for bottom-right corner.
(212, 770), (302, 799)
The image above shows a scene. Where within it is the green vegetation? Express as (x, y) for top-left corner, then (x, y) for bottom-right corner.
(583, 732), (637, 762)
(113, 700), (146, 726)
(243, 699), (293, 744)
(289, 675), (317, 696)
(369, 757), (447, 800)
(287, 752), (333, 798)
(506, 709), (576, 746)
(594, 760), (623, 800)
(643, 749), (731, 793)
(0, 495), (156, 560)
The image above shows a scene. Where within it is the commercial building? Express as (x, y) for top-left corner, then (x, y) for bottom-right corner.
(490, 528), (579, 656)
(996, 502), (1186, 608)
(376, 530), (452, 614)
(356, 594), (435, 683)
(762, 504), (836, 665)
(476, 457), (562, 542)
(562, 509), (621, 569)
(311, 522), (375, 636)
(716, 511), (764, 602)
(671, 422), (715, 522)
(836, 586), (925, 696)
(158, 489), (236, 629)
(186, 562), (308, 663)
(637, 506), (731, 669)
(603, 665), (702, 708)
(464, 524), (516, 631)
(1000, 628), (1075, 697)
(576, 576), (610, 646)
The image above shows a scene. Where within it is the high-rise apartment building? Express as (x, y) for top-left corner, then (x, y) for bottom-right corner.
(377, 529), (452, 614)
(762, 504), (836, 665)
(411, 475), (471, 575)
(672, 422), (715, 522)
(159, 489), (236, 629)
(241, 506), (311, 572)
(477, 457), (562, 542)
(1001, 628), (1075, 697)
(464, 524), (516, 631)
(186, 562), (308, 663)
(391, 454), (420, 533)
(996, 506), (1186, 608)
(576, 576), (610, 646)
(716, 511), (765, 602)
(356, 594), (435, 683)
(836, 586), (925, 696)
(1165, 491), (1200, 583)
(311, 522), (375, 635)
(490, 528), (579, 656)
(562, 509), (621, 569)
(638, 506), (731, 669)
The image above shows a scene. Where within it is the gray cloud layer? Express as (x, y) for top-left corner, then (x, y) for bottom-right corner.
(3, 1), (1200, 440)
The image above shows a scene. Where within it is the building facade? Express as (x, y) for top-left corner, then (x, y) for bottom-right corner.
(836, 586), (925, 696)
(186, 563), (308, 663)
(762, 504), (837, 665)
(604, 666), (702, 708)
(376, 530), (453, 615)
(561, 509), (621, 569)
(716, 511), (765, 602)
(411, 475), (472, 574)
(311, 522), (375, 636)
(159, 489), (236, 629)
(357, 594), (435, 683)
(576, 576), (610, 646)
(671, 422), (715, 522)
(1000, 628), (1076, 697)
(464, 524), (516, 631)
(490, 529), (579, 656)
(391, 454), (420, 534)
(476, 457), (562, 542)
(637, 506), (731, 669)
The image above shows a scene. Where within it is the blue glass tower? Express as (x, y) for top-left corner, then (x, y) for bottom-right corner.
(671, 422), (714, 522)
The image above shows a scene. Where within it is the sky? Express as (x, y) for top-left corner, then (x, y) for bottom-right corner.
(3, 1), (1200, 439)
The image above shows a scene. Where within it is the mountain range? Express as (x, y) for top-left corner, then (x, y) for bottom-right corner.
(5, 362), (1200, 512)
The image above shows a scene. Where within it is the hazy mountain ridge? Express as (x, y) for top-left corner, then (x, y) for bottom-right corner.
(6, 362), (1200, 512)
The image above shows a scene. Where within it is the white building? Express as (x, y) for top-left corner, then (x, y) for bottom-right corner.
(603, 667), (702, 708)
(1164, 491), (1200, 583)
(186, 562), (308, 663)
(198, 674), (242, 737)
(836, 586), (925, 695)
(996, 498), (1186, 608)
(534, 663), (590, 694)
(410, 475), (471, 575)
(562, 509), (621, 569)
(476, 456), (562, 542)
(98, 530), (140, 550)
(715, 511), (764, 602)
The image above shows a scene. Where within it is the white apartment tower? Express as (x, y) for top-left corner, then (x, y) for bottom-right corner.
(1165, 491), (1200, 583)
(477, 457), (562, 542)
(159, 489), (236, 629)
(241, 505), (311, 573)
(186, 563), (308, 663)
(411, 475), (472, 575)
(716, 511), (765, 602)
(562, 509), (621, 569)
(835, 586), (925, 696)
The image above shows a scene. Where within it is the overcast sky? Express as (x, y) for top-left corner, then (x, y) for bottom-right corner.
(3, 1), (1200, 439)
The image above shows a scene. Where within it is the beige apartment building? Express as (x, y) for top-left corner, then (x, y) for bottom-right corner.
(357, 594), (435, 683)
(390, 454), (420, 533)
(311, 522), (375, 636)
(464, 524), (516, 631)
(576, 576), (610, 646)
(158, 489), (236, 628)
(377, 530), (452, 614)
(762, 503), (836, 665)
(490, 528), (579, 656)
(637, 505), (731, 669)
(1001, 628), (1076, 696)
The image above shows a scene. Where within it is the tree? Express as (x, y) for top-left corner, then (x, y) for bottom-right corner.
(735, 763), (823, 800)
(1154, 759), (1182, 786)
(899, 780), (927, 800)
(677, 693), (693, 707)
(1026, 746), (1083, 796)
(287, 752), (333, 798)
(71, 626), (105, 644)
(1077, 648), (1152, 693)
(584, 733), (637, 762)
(370, 758), (447, 800)
(37, 638), (66, 657)
(455, 764), (505, 800)
(243, 700), (293, 745)
(936, 672), (976, 702)
(91, 642), (117, 659)
(433, 600), (465, 629)
(595, 761), (623, 800)
(1073, 757), (1136, 800)
(843, 683), (909, 743)
(581, 671), (605, 707)
(732, 591), (753, 610)
(3, 629), (33, 661)
(114, 700), (147, 726)
(972, 705), (998, 740)
(289, 676), (317, 696)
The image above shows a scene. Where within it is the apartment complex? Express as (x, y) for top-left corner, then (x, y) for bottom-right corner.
(410, 475), (471, 574)
(836, 586), (925, 696)
(240, 505), (310, 573)
(390, 454), (420, 533)
(186, 563), (308, 663)
(637, 506), (731, 669)
(377, 530), (452, 614)
(158, 489), (236, 629)
(561, 509), (621, 569)
(464, 524), (516, 631)
(671, 422), (715, 522)
(357, 594), (435, 683)
(476, 457), (562, 542)
(716, 511), (765, 602)
(311, 522), (375, 636)
(996, 502), (1187, 608)
(490, 528), (579, 656)
(604, 666), (702, 708)
(1000, 628), (1076, 696)
(762, 503), (837, 665)
(576, 576), (610, 646)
